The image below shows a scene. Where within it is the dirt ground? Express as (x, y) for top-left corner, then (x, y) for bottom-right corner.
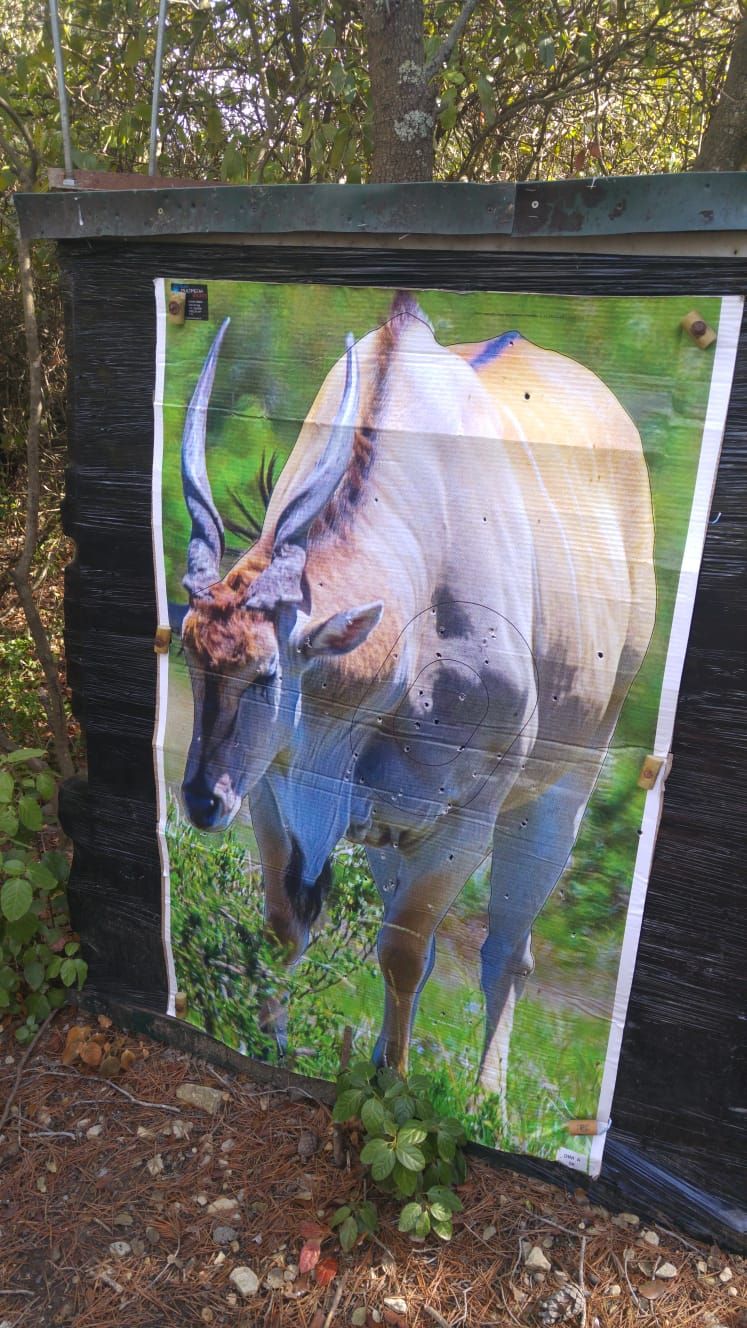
(0, 1013), (744, 1328)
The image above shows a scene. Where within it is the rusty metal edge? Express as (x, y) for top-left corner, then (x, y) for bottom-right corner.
(14, 174), (747, 242)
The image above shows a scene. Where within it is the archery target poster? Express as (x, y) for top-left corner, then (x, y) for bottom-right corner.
(151, 279), (741, 1176)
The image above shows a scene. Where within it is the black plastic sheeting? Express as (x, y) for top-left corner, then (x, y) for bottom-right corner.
(57, 241), (746, 1247)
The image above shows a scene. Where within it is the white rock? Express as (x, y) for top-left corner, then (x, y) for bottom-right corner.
(207, 1196), (239, 1215)
(655, 1262), (678, 1280)
(642, 1229), (659, 1246)
(524, 1245), (552, 1273)
(86, 1124), (103, 1139)
(145, 1154), (164, 1177)
(176, 1082), (224, 1114)
(352, 1310), (368, 1326)
(719, 1268), (733, 1284)
(229, 1266), (259, 1298)
(608, 1285), (621, 1297)
(482, 1225), (497, 1241)
(109, 1241), (131, 1258)
(383, 1298), (407, 1315)
(264, 1268), (285, 1290)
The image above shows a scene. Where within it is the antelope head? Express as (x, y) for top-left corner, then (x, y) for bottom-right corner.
(178, 319), (382, 831)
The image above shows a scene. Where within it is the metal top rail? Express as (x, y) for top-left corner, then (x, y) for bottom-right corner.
(14, 173), (747, 243)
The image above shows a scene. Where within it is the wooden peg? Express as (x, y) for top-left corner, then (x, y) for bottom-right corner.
(175, 991), (188, 1016)
(154, 626), (172, 654)
(167, 290), (186, 325)
(681, 310), (716, 349)
(566, 1119), (610, 1136)
(637, 754), (664, 791)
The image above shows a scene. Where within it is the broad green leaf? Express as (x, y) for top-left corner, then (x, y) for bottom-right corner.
(329, 1205), (351, 1228)
(0, 809), (19, 837)
(0, 987), (10, 1008)
(26, 862), (57, 891)
(0, 771), (13, 802)
(414, 1210), (431, 1237)
(1, 877), (33, 922)
(3, 858), (26, 875)
(35, 772), (56, 801)
(432, 1218), (453, 1240)
(391, 1161), (418, 1196)
(437, 1133), (456, 1162)
(361, 1096), (392, 1136)
(26, 991), (51, 1020)
(4, 748), (44, 765)
(429, 1201), (452, 1223)
(332, 1088), (364, 1121)
(23, 959), (45, 991)
(339, 1214), (358, 1252)
(60, 957), (78, 986)
(18, 797), (43, 833)
(427, 1186), (462, 1213)
(356, 1200), (378, 1233)
(398, 1202), (422, 1233)
(395, 1140), (426, 1172)
(370, 1148), (397, 1182)
(397, 1122), (428, 1147)
(0, 965), (18, 989)
(360, 1136), (391, 1167)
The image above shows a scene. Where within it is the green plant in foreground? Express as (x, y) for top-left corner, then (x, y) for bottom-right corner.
(331, 1060), (467, 1247)
(0, 748), (84, 1042)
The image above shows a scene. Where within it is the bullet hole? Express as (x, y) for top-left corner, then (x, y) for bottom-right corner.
(404, 745), (410, 753)
(448, 853), (454, 860)
(524, 391), (531, 399)
(597, 651), (604, 658)
(520, 818), (528, 827)
(439, 785), (445, 793)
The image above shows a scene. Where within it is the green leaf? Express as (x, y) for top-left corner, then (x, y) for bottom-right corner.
(361, 1096), (392, 1136)
(329, 1205), (351, 1228)
(398, 1202), (422, 1233)
(414, 1210), (431, 1237)
(429, 1201), (452, 1223)
(332, 1088), (364, 1121)
(432, 1218), (453, 1240)
(0, 987), (10, 1008)
(0, 771), (13, 802)
(437, 1133), (456, 1162)
(3, 858), (26, 875)
(4, 748), (44, 765)
(18, 797), (43, 833)
(1, 877), (33, 922)
(370, 1149), (396, 1182)
(346, 1061), (376, 1088)
(0, 965), (18, 989)
(48, 985), (68, 1008)
(42, 851), (70, 883)
(356, 1200), (378, 1233)
(35, 772), (56, 801)
(23, 959), (45, 991)
(0, 809), (19, 837)
(64, 940), (79, 956)
(360, 1136), (391, 1167)
(392, 1094), (415, 1124)
(426, 1186), (462, 1213)
(397, 1122), (428, 1147)
(26, 991), (51, 1020)
(339, 1214), (358, 1252)
(59, 957), (78, 987)
(26, 862), (57, 891)
(395, 1140), (426, 1172)
(391, 1161), (418, 1196)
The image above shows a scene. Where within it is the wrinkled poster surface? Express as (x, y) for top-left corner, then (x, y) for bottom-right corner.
(152, 281), (741, 1175)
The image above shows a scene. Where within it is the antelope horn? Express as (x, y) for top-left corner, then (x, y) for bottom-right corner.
(245, 333), (360, 613)
(182, 318), (230, 598)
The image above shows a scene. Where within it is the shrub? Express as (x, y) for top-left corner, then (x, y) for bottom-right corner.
(0, 748), (84, 1041)
(331, 1060), (467, 1247)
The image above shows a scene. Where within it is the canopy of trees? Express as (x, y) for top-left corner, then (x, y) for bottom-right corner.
(1, 0), (743, 190)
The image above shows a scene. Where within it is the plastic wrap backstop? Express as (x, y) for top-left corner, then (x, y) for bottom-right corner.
(44, 232), (746, 1246)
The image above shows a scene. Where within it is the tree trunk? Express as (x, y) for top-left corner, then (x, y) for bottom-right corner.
(694, 14), (747, 171)
(363, 0), (436, 183)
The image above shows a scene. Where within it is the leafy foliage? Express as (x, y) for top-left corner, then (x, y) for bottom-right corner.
(0, 749), (83, 1041)
(332, 1061), (467, 1245)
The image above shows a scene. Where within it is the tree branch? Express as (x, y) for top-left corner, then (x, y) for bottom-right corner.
(424, 0), (483, 83)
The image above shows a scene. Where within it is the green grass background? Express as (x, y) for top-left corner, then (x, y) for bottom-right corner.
(159, 282), (720, 1164)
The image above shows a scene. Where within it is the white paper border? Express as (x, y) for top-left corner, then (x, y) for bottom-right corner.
(148, 283), (743, 1166)
(152, 278), (177, 1017)
(586, 293), (744, 1178)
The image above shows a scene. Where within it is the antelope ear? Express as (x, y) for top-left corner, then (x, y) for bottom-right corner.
(294, 602), (384, 658)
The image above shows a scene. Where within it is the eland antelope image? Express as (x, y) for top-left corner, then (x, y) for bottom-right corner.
(172, 290), (656, 1125)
